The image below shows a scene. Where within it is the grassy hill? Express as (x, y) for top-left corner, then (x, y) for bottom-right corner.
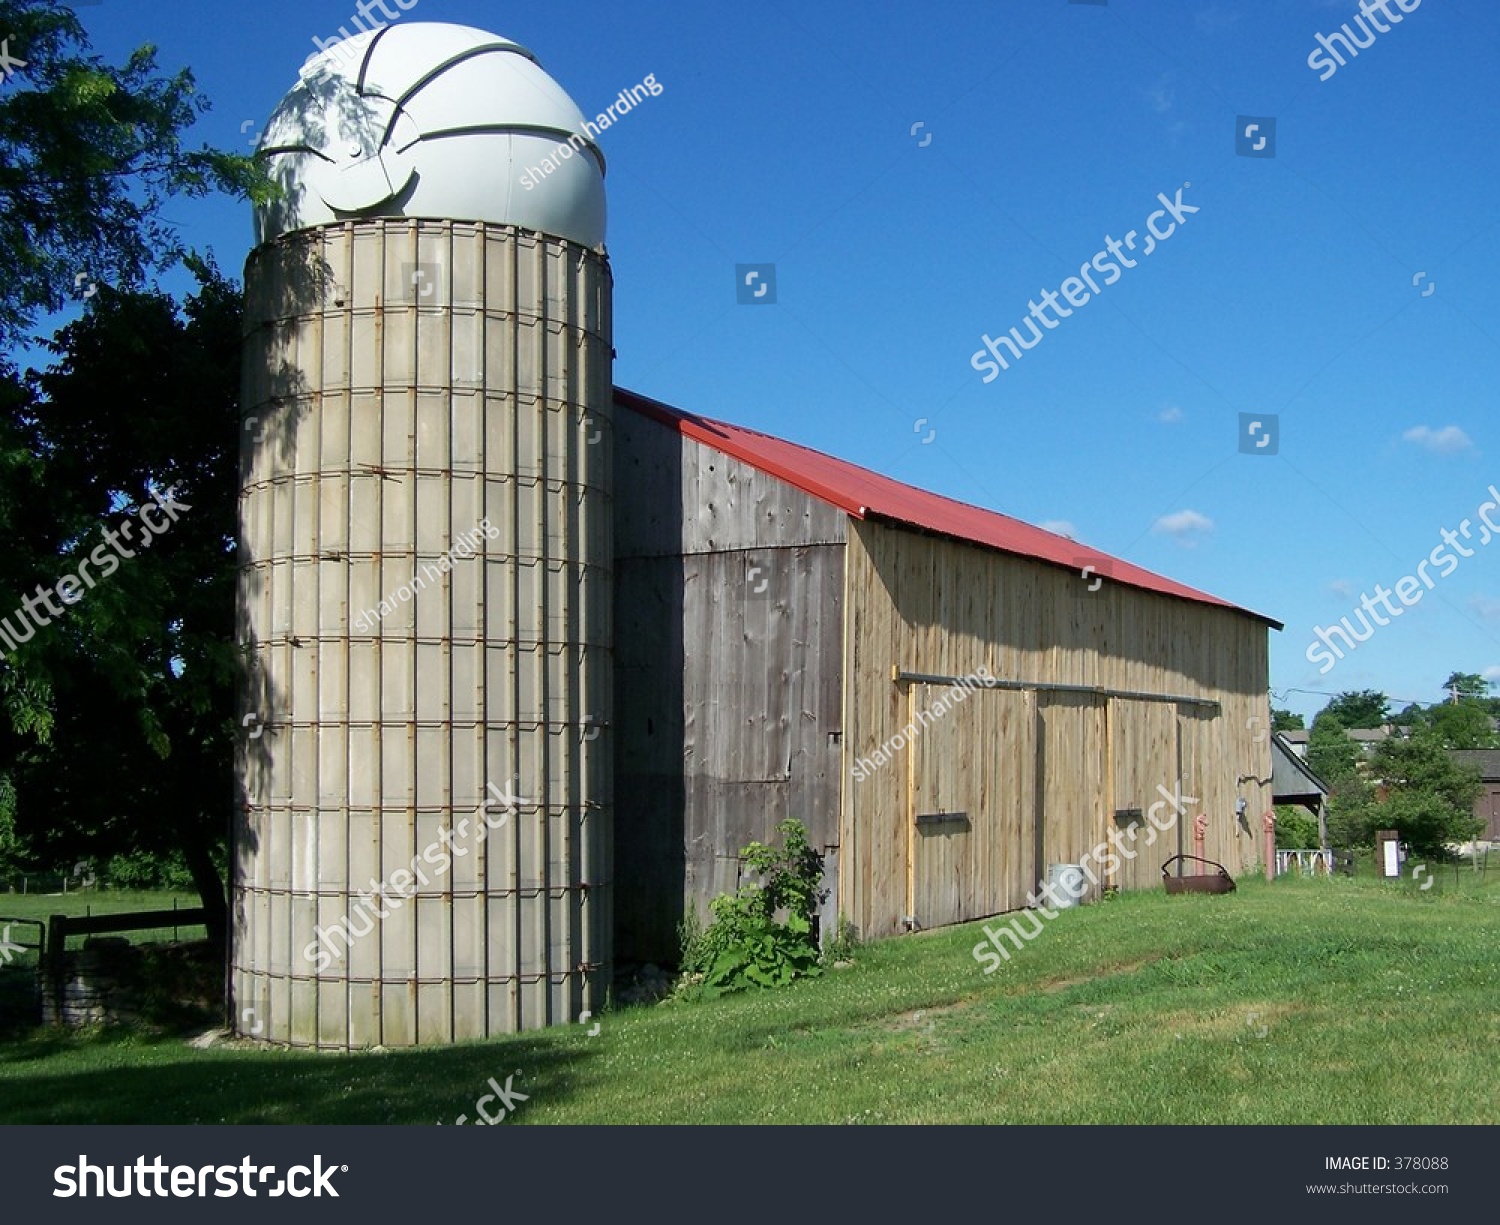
(0, 870), (1495, 1124)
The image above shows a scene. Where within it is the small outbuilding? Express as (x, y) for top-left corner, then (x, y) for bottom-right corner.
(1449, 749), (1500, 842)
(1271, 731), (1331, 846)
(612, 390), (1281, 963)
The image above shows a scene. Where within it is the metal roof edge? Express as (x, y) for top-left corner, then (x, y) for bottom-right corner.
(612, 388), (869, 519)
(1273, 732), (1331, 794)
(612, 386), (1283, 630)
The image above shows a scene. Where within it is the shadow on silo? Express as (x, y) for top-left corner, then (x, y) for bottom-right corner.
(254, 67), (399, 244)
(231, 238), (328, 1032)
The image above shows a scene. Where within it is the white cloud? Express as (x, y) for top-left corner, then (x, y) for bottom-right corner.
(1152, 509), (1213, 545)
(1158, 404), (1185, 424)
(1484, 665), (1500, 684)
(1469, 594), (1500, 620)
(1402, 425), (1475, 456)
(1195, 4), (1241, 34)
(1328, 579), (1354, 599)
(1146, 76), (1174, 114)
(1039, 520), (1078, 540)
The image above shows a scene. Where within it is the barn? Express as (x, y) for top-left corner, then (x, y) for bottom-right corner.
(612, 388), (1282, 965)
(233, 20), (1282, 1046)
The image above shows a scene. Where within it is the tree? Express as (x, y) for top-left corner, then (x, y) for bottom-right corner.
(0, 4), (264, 943)
(2, 266), (243, 943)
(1390, 702), (1429, 729)
(1319, 690), (1389, 729)
(1308, 713), (1359, 789)
(1428, 700), (1499, 750)
(1330, 727), (1483, 859)
(1316, 712), (1373, 850)
(1271, 707), (1304, 732)
(0, 1), (264, 349)
(1274, 805), (1320, 849)
(1441, 671), (1490, 703)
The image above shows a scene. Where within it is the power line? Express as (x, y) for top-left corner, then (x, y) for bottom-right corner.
(1272, 686), (1445, 710)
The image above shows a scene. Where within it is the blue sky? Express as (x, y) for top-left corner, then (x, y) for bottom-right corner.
(60, 0), (1500, 722)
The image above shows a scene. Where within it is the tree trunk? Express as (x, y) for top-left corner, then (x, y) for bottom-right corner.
(182, 832), (227, 952)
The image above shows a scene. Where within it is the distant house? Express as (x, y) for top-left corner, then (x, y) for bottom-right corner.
(1448, 750), (1500, 842)
(1347, 727), (1394, 753)
(1278, 725), (1408, 761)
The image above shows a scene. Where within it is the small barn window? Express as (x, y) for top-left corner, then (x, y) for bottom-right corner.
(1114, 808), (1144, 828)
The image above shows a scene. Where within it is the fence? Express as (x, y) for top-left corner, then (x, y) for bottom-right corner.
(1275, 848), (1335, 877)
(0, 906), (211, 1028)
(43, 906), (213, 1027)
(0, 917), (47, 1028)
(0, 872), (95, 895)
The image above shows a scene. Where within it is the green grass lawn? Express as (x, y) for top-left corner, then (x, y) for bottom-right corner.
(0, 871), (1495, 1125)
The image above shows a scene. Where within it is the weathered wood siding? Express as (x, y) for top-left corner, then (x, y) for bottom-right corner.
(843, 517), (1272, 937)
(613, 408), (845, 963)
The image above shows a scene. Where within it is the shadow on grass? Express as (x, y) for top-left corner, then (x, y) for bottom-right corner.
(0, 1023), (612, 1125)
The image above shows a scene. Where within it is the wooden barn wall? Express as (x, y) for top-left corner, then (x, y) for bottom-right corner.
(842, 517), (1272, 938)
(613, 410), (846, 964)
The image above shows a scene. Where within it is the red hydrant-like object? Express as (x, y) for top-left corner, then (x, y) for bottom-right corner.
(1263, 810), (1277, 883)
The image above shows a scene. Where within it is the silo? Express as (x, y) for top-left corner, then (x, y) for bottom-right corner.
(234, 23), (612, 1048)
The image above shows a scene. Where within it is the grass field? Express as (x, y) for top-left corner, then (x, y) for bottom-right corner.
(0, 870), (1494, 1125)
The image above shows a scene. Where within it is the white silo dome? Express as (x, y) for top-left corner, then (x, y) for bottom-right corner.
(254, 22), (606, 249)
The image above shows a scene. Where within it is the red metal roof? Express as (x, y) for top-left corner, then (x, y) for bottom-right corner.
(615, 388), (1281, 628)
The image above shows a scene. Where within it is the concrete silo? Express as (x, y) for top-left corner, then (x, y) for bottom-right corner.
(234, 23), (612, 1047)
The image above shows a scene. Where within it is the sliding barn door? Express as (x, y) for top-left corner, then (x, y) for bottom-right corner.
(1034, 692), (1107, 900)
(908, 682), (1032, 928)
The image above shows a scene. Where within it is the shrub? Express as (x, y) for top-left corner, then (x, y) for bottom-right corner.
(102, 849), (194, 891)
(682, 819), (827, 996)
(1274, 806), (1321, 849)
(821, 915), (861, 965)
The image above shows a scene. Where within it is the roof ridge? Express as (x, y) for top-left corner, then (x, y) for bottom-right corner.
(613, 386), (1283, 629)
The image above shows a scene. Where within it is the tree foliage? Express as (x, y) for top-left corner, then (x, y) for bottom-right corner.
(1, 266), (243, 939)
(1319, 689), (1389, 730)
(1441, 671), (1490, 703)
(1325, 727), (1483, 859)
(0, 5), (263, 939)
(1271, 707), (1304, 732)
(1428, 700), (1499, 750)
(1274, 805), (1320, 850)
(0, 0), (266, 348)
(1308, 713), (1359, 791)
